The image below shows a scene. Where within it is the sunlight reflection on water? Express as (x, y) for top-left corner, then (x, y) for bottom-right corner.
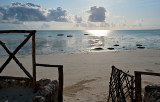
(86, 30), (111, 36)
(0, 30), (160, 56)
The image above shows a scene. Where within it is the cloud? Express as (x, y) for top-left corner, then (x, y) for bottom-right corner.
(75, 22), (109, 28)
(3, 4), (46, 21)
(40, 23), (50, 28)
(88, 22), (97, 27)
(74, 15), (82, 23)
(137, 19), (144, 27)
(0, 7), (5, 14)
(133, 19), (144, 27)
(74, 22), (96, 28)
(0, 2), (71, 23)
(48, 7), (71, 22)
(0, 20), (23, 24)
(75, 23), (87, 27)
(87, 6), (107, 22)
(100, 22), (110, 27)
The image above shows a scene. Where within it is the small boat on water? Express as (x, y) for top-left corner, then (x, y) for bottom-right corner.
(136, 44), (142, 46)
(94, 47), (103, 50)
(113, 44), (119, 46)
(108, 48), (114, 50)
(48, 35), (52, 37)
(57, 34), (64, 36)
(84, 34), (89, 35)
(137, 46), (145, 49)
(67, 35), (72, 37)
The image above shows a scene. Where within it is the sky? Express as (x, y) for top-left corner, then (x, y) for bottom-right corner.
(0, 0), (160, 30)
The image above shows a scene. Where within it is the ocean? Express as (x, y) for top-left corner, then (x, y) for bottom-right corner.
(0, 30), (160, 57)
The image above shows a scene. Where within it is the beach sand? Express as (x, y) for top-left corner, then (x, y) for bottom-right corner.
(0, 49), (160, 102)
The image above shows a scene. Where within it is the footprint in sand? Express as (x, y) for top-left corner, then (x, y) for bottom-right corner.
(64, 79), (97, 97)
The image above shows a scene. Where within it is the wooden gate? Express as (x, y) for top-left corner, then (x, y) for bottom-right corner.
(108, 66), (135, 102)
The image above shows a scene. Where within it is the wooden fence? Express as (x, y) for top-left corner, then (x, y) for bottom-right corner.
(108, 66), (160, 102)
(0, 30), (36, 88)
(135, 71), (160, 102)
(36, 64), (63, 102)
(108, 66), (135, 102)
(0, 30), (63, 102)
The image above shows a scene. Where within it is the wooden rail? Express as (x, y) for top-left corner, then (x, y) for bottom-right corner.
(135, 71), (160, 102)
(0, 30), (36, 33)
(0, 76), (32, 81)
(36, 64), (63, 102)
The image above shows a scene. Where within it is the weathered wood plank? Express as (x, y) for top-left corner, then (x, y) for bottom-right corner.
(135, 71), (160, 76)
(36, 64), (63, 68)
(131, 76), (134, 102)
(0, 30), (36, 33)
(32, 32), (36, 92)
(0, 76), (32, 81)
(58, 66), (63, 102)
(135, 72), (142, 102)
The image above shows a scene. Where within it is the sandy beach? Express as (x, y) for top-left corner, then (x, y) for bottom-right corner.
(0, 49), (160, 102)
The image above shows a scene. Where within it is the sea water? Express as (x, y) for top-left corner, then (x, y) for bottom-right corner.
(0, 30), (160, 57)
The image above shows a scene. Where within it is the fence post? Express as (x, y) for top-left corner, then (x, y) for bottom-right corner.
(32, 32), (36, 92)
(135, 71), (142, 102)
(58, 66), (63, 102)
(131, 76), (134, 102)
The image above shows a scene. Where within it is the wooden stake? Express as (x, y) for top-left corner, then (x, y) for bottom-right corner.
(58, 66), (63, 102)
(135, 72), (142, 102)
(32, 32), (36, 92)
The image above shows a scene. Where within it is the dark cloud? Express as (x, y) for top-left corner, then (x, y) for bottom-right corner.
(0, 7), (6, 14)
(87, 6), (106, 22)
(0, 2), (71, 23)
(48, 7), (70, 22)
(11, 2), (41, 8)
(25, 3), (41, 8)
(4, 7), (46, 21)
